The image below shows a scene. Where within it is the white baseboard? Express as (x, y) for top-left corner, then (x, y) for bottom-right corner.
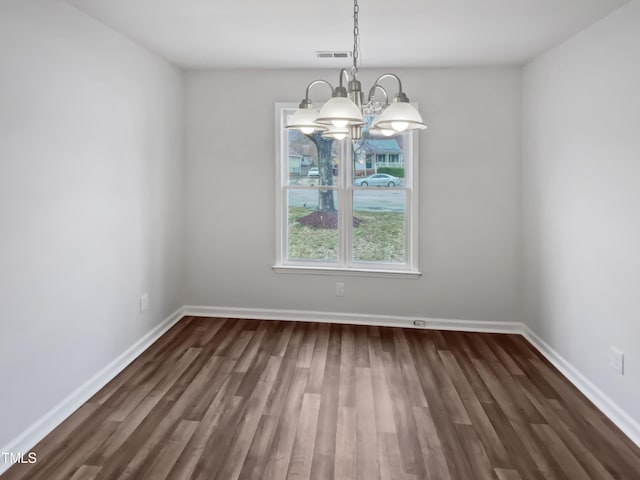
(521, 325), (640, 447)
(0, 306), (185, 475)
(2, 305), (638, 476)
(182, 305), (523, 334)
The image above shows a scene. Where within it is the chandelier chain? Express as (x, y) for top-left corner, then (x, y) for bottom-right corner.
(353, 0), (360, 73)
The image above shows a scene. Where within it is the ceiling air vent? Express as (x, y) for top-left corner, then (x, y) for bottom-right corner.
(316, 51), (352, 59)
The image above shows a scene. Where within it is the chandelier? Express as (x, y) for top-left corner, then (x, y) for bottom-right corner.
(286, 0), (427, 141)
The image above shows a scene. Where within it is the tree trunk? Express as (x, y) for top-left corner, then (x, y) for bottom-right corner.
(306, 132), (336, 212)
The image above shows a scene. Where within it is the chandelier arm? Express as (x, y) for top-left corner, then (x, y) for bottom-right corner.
(372, 73), (404, 96)
(367, 84), (389, 105)
(304, 79), (334, 102)
(338, 68), (352, 89)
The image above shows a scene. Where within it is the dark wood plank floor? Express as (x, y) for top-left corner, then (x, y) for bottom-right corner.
(3, 317), (640, 480)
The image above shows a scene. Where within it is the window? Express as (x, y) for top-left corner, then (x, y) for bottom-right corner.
(274, 104), (420, 278)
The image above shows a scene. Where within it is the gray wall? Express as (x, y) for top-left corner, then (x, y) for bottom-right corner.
(184, 68), (521, 323)
(522, 1), (640, 423)
(0, 0), (184, 447)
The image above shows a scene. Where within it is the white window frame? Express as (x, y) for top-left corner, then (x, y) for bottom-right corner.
(273, 103), (421, 279)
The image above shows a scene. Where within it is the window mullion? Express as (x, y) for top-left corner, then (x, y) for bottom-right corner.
(404, 187), (412, 268)
(342, 140), (353, 267)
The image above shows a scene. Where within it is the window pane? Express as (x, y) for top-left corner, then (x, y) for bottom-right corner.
(352, 121), (407, 186)
(287, 128), (340, 186)
(352, 190), (406, 263)
(287, 189), (339, 262)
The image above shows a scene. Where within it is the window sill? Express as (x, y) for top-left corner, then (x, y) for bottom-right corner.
(272, 265), (422, 279)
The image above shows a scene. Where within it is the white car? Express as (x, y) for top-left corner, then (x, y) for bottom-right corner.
(353, 173), (400, 187)
(307, 167), (319, 178)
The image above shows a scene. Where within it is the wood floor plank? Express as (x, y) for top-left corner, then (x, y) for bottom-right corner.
(355, 366), (380, 480)
(263, 327), (305, 417)
(377, 431), (411, 480)
(39, 420), (119, 480)
(286, 393), (321, 480)
(546, 396), (640, 478)
(237, 413), (280, 480)
(262, 366), (309, 480)
(216, 355), (283, 480)
(306, 323), (330, 393)
(532, 424), (592, 479)
(455, 424), (495, 480)
(296, 322), (317, 368)
(191, 394), (244, 480)
(19, 407), (116, 480)
(166, 372), (242, 480)
(140, 420), (198, 480)
(480, 402), (547, 480)
(412, 406), (452, 480)
(447, 333), (497, 405)
(94, 398), (177, 480)
(384, 343), (427, 478)
(393, 329), (428, 407)
(355, 325), (370, 368)
(233, 321), (281, 398)
(438, 349), (509, 468)
(3, 317), (640, 480)
(338, 325), (356, 408)
(234, 321), (270, 373)
(272, 321), (295, 357)
(309, 324), (341, 480)
(196, 317), (227, 347)
(495, 468), (523, 480)
(509, 419), (565, 480)
(334, 406), (357, 480)
(211, 319), (249, 356)
(69, 465), (102, 480)
(423, 341), (472, 425)
(368, 334), (397, 434)
(529, 354), (640, 462)
(114, 349), (229, 480)
(405, 333), (479, 480)
(483, 334), (525, 376)
(520, 383), (617, 480)
(1, 403), (100, 480)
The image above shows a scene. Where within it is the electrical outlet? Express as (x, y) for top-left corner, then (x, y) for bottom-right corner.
(140, 293), (149, 313)
(610, 347), (624, 375)
(413, 320), (426, 327)
(336, 282), (345, 297)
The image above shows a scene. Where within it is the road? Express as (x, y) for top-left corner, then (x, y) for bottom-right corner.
(287, 186), (406, 213)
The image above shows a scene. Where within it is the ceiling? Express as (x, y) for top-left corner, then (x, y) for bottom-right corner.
(63, 0), (629, 69)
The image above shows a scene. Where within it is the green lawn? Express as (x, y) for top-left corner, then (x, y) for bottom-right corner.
(287, 207), (405, 262)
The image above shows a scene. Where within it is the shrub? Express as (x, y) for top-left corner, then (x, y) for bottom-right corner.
(377, 167), (404, 178)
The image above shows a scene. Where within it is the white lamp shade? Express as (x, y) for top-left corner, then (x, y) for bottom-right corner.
(373, 101), (427, 132)
(316, 97), (365, 127)
(321, 125), (349, 140)
(286, 108), (326, 133)
(368, 127), (396, 137)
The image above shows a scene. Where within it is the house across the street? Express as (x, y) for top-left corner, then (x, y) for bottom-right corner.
(354, 138), (404, 175)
